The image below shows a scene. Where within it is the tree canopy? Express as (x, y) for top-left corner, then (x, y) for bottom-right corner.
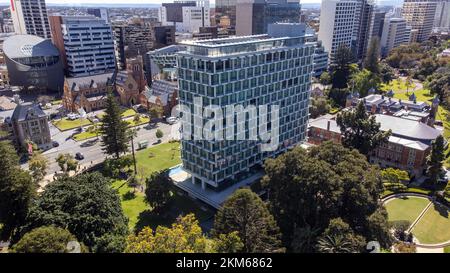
(0, 141), (35, 241)
(330, 44), (356, 89)
(262, 142), (391, 252)
(18, 172), (128, 252)
(212, 189), (283, 253)
(336, 101), (391, 156)
(12, 226), (80, 253)
(100, 91), (130, 159)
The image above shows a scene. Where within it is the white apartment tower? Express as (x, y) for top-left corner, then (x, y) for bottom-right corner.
(380, 12), (412, 57)
(160, 0), (210, 33)
(50, 16), (116, 77)
(402, 0), (438, 42)
(10, 0), (51, 39)
(318, 0), (358, 61)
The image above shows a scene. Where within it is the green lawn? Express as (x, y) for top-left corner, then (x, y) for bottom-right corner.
(52, 118), (92, 131)
(380, 79), (416, 93)
(73, 131), (98, 141)
(126, 116), (150, 128)
(96, 108), (137, 120)
(385, 197), (431, 224)
(412, 203), (450, 244)
(135, 142), (181, 179)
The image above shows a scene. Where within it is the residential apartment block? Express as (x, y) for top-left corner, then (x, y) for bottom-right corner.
(402, 0), (438, 42)
(177, 23), (315, 190)
(10, 0), (51, 39)
(49, 16), (116, 77)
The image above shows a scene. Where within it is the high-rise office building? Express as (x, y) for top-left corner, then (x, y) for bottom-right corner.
(353, 0), (376, 60)
(87, 8), (109, 23)
(49, 16), (116, 77)
(10, 0), (51, 39)
(434, 0), (450, 31)
(402, 0), (438, 42)
(380, 12), (412, 57)
(113, 20), (160, 69)
(177, 23), (315, 190)
(318, 0), (358, 61)
(160, 0), (210, 33)
(366, 10), (386, 51)
(236, 0), (301, 36)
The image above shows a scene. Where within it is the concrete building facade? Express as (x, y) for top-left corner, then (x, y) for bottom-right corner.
(10, 0), (51, 39)
(402, 0), (438, 42)
(49, 16), (115, 77)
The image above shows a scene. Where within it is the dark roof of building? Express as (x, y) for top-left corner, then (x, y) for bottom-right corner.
(66, 72), (115, 91)
(3, 35), (60, 59)
(11, 103), (47, 122)
(374, 114), (442, 142)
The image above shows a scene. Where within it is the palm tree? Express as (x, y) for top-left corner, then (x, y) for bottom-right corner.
(316, 235), (354, 253)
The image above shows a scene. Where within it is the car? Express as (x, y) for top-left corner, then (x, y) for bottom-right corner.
(52, 141), (59, 147)
(166, 117), (178, 125)
(75, 152), (85, 160)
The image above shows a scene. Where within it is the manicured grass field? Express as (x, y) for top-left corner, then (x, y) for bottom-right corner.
(111, 180), (214, 231)
(111, 142), (213, 231)
(135, 142), (181, 179)
(73, 131), (98, 141)
(51, 99), (62, 106)
(52, 118), (92, 131)
(380, 79), (416, 93)
(126, 116), (150, 127)
(385, 197), (430, 224)
(445, 246), (450, 253)
(412, 203), (450, 244)
(96, 108), (137, 120)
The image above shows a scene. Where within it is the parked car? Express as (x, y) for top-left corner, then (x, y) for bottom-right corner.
(166, 117), (178, 125)
(75, 152), (84, 160)
(52, 141), (59, 147)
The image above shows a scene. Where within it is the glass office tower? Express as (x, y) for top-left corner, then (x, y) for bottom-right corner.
(177, 23), (315, 191)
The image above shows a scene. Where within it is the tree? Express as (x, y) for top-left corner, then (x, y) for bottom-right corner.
(316, 218), (366, 253)
(363, 37), (380, 75)
(381, 168), (409, 192)
(330, 44), (356, 89)
(316, 234), (354, 253)
(310, 97), (331, 119)
(319, 71), (331, 86)
(350, 69), (381, 97)
(156, 129), (164, 142)
(0, 141), (35, 241)
(336, 101), (391, 156)
(380, 62), (395, 83)
(405, 76), (414, 95)
(56, 153), (78, 174)
(426, 67), (450, 102)
(212, 231), (244, 253)
(426, 135), (445, 185)
(12, 226), (79, 253)
(149, 105), (164, 124)
(100, 91), (129, 159)
(29, 152), (48, 183)
(262, 142), (390, 252)
(125, 214), (210, 253)
(18, 172), (128, 252)
(212, 189), (283, 253)
(145, 171), (172, 212)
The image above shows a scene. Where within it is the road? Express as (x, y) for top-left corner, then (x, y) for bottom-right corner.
(28, 120), (180, 174)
